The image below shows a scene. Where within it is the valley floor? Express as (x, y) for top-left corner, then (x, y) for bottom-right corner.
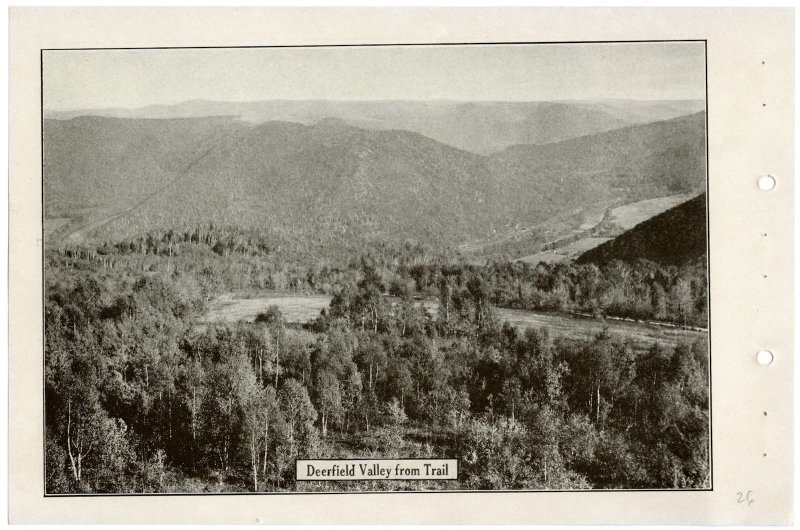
(200, 291), (708, 353)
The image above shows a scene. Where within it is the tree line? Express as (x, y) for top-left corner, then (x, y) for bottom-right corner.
(51, 223), (708, 330)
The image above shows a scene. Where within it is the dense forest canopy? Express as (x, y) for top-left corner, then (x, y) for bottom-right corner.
(45, 226), (709, 493)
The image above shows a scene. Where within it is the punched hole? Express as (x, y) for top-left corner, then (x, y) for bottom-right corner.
(756, 350), (774, 366)
(758, 175), (776, 191)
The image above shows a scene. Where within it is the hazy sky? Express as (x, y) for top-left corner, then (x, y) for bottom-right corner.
(43, 42), (705, 110)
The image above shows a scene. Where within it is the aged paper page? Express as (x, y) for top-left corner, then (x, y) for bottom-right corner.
(9, 7), (794, 524)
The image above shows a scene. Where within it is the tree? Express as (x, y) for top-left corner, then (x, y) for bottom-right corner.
(279, 379), (318, 459)
(44, 234), (710, 492)
(45, 428), (70, 493)
(652, 282), (668, 320)
(384, 397), (408, 426)
(181, 357), (206, 471)
(201, 345), (253, 474)
(240, 382), (278, 491)
(386, 357), (414, 409)
(314, 370), (344, 438)
(61, 389), (134, 492)
(527, 405), (579, 489)
(354, 334), (386, 394)
(437, 275), (458, 335)
(670, 278), (694, 327)
(64, 397), (100, 485)
(461, 415), (532, 489)
(254, 305), (283, 326)
(354, 261), (386, 332)
(499, 378), (523, 422)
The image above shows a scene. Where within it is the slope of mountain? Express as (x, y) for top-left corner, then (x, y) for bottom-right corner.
(576, 193), (707, 266)
(44, 116), (248, 217)
(48, 116), (503, 245)
(146, 117), (502, 244)
(44, 111), (706, 250)
(44, 99), (705, 155)
(486, 112), (706, 228)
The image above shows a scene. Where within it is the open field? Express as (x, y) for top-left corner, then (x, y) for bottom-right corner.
(513, 251), (569, 265)
(200, 292), (332, 324)
(510, 193), (699, 266)
(494, 307), (707, 352)
(608, 193), (698, 230)
(514, 237), (612, 265)
(467, 193), (698, 265)
(558, 237), (614, 256)
(201, 292), (707, 352)
(577, 207), (607, 230)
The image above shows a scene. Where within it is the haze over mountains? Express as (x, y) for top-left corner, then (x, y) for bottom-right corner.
(44, 100), (707, 255)
(45, 99), (705, 155)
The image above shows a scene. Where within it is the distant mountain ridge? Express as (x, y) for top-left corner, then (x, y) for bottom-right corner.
(45, 99), (705, 155)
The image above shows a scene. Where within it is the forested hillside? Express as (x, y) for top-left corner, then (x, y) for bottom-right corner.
(109, 118), (504, 245)
(44, 112), (706, 250)
(488, 112), (707, 226)
(44, 116), (248, 217)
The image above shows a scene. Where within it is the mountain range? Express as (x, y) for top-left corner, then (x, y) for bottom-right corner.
(44, 101), (707, 254)
(45, 99), (705, 155)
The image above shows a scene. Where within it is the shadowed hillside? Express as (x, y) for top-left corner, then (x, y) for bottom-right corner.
(576, 193), (707, 266)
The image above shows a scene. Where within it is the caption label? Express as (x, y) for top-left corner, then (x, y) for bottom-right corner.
(296, 459), (458, 481)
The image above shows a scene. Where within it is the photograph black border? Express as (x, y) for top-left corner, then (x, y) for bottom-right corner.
(41, 39), (712, 497)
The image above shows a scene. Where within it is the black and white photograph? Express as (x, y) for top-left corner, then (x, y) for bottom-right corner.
(42, 41), (710, 494)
